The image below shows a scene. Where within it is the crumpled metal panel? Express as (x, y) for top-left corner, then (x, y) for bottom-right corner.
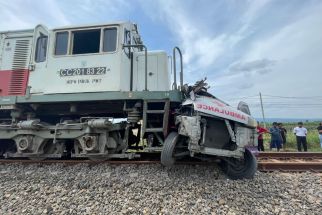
(182, 96), (257, 128)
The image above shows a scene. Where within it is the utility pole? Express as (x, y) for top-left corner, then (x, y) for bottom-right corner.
(259, 92), (266, 128)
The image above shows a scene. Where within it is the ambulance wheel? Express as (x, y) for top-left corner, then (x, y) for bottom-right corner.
(161, 132), (188, 167)
(221, 149), (257, 180)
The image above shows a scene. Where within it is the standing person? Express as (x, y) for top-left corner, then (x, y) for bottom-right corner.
(278, 123), (287, 150)
(317, 122), (322, 148)
(257, 122), (269, 151)
(293, 122), (308, 152)
(269, 122), (282, 151)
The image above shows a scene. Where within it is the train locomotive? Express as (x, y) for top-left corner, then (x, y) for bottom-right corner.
(0, 21), (257, 179)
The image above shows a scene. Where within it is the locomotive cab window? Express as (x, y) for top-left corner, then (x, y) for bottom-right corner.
(103, 28), (117, 52)
(35, 34), (48, 62)
(72, 29), (100, 54)
(55, 31), (68, 55)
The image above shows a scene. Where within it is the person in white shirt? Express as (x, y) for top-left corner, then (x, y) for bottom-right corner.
(293, 122), (308, 152)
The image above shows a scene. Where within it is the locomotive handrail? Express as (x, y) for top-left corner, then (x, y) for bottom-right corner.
(173, 47), (183, 90)
(123, 44), (148, 91)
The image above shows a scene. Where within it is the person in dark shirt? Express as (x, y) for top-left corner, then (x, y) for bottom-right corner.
(269, 122), (283, 151)
(317, 122), (322, 148)
(257, 122), (269, 151)
(278, 123), (287, 149)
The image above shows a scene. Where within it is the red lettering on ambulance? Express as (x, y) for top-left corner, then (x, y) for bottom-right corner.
(195, 103), (247, 122)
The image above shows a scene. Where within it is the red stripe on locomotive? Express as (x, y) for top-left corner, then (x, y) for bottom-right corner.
(0, 69), (29, 96)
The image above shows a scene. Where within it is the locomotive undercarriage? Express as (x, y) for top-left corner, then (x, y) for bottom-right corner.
(0, 99), (153, 160)
(0, 117), (137, 160)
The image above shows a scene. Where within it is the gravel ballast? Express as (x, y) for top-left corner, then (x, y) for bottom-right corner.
(0, 163), (321, 214)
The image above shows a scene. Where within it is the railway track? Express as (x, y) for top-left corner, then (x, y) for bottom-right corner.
(257, 152), (322, 172)
(0, 157), (206, 166)
(0, 152), (321, 173)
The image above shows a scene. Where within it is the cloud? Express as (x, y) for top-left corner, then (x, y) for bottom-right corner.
(0, 0), (131, 30)
(0, 0), (70, 30)
(204, 1), (322, 118)
(240, 3), (322, 62)
(237, 82), (254, 90)
(138, 0), (272, 85)
(59, 0), (131, 24)
(137, 1), (278, 96)
(228, 59), (276, 76)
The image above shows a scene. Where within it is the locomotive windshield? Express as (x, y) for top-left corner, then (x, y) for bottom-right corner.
(72, 29), (100, 54)
(54, 27), (118, 56)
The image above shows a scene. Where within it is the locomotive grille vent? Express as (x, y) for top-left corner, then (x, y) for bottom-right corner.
(12, 39), (30, 70)
(9, 39), (31, 95)
(0, 35), (4, 69)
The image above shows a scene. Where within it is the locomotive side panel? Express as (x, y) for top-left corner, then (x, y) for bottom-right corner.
(133, 51), (170, 91)
(0, 30), (33, 96)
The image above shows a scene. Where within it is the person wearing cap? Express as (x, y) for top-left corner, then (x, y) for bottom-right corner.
(293, 122), (308, 152)
(269, 122), (283, 151)
(317, 122), (322, 148)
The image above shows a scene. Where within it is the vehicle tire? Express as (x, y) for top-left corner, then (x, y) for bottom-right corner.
(161, 132), (180, 167)
(221, 149), (257, 180)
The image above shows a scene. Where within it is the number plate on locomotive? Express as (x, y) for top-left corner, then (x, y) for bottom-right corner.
(59, 67), (107, 77)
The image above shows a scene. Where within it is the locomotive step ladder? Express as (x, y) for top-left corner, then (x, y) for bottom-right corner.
(142, 99), (170, 138)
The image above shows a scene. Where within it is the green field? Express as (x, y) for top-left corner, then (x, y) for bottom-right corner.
(261, 122), (322, 152)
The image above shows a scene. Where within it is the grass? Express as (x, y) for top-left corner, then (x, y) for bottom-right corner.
(262, 122), (322, 152)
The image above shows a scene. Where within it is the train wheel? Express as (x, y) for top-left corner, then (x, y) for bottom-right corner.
(29, 141), (64, 161)
(221, 149), (257, 180)
(87, 145), (110, 162)
(161, 132), (188, 167)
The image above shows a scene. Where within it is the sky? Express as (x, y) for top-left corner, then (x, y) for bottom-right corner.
(1, 0), (322, 119)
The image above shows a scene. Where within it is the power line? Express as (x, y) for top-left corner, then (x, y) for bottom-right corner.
(226, 94), (322, 101)
(246, 103), (322, 106)
(262, 94), (322, 99)
(226, 95), (259, 100)
(243, 106), (322, 109)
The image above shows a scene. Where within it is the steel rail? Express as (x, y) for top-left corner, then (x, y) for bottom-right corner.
(257, 152), (322, 159)
(258, 160), (322, 172)
(0, 159), (209, 166)
(0, 153), (322, 173)
(257, 152), (322, 172)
